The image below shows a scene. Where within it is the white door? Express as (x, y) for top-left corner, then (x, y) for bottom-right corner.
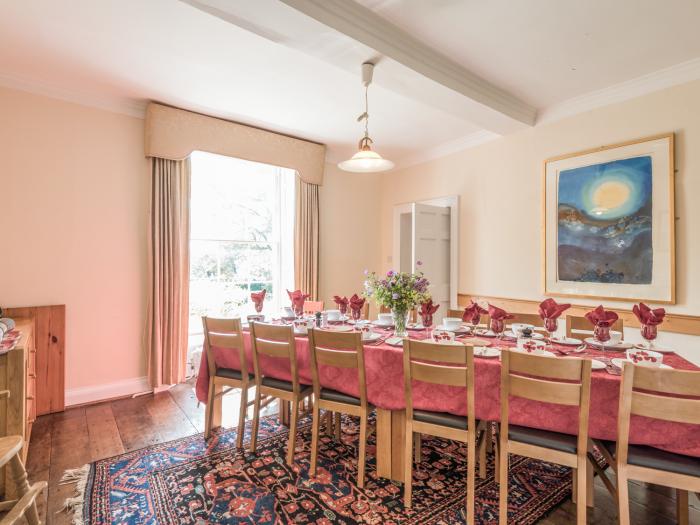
(412, 203), (451, 322)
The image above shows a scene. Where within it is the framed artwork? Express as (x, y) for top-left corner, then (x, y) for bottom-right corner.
(543, 133), (675, 303)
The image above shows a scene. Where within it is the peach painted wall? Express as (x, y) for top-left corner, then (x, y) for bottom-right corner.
(0, 86), (149, 397)
(379, 79), (700, 316)
(318, 163), (382, 318)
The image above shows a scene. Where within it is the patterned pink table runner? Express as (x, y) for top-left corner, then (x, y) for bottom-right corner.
(195, 326), (700, 457)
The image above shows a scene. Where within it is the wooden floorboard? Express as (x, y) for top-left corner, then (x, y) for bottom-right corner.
(25, 382), (697, 524)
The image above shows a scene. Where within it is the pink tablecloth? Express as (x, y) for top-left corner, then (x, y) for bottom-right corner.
(195, 328), (700, 457)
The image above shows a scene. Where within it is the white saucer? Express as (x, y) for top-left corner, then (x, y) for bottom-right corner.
(385, 336), (404, 347)
(361, 333), (382, 343)
(406, 323), (427, 331)
(432, 339), (464, 346)
(551, 337), (583, 346)
(585, 338), (634, 350)
(373, 319), (394, 328)
(475, 346), (501, 358)
(612, 357), (671, 369)
(435, 324), (471, 334)
(633, 343), (674, 353)
(504, 330), (544, 340)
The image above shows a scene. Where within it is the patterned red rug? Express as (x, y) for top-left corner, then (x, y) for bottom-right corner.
(65, 413), (584, 524)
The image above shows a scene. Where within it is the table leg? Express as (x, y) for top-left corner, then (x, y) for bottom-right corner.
(375, 408), (406, 482)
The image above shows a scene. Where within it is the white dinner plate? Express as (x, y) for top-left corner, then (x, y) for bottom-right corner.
(406, 323), (427, 331)
(504, 330), (545, 340)
(591, 359), (606, 370)
(293, 328), (309, 336)
(431, 339), (464, 346)
(326, 324), (353, 332)
(633, 343), (675, 353)
(361, 333), (382, 343)
(612, 357), (671, 369)
(585, 338), (634, 350)
(474, 329), (498, 338)
(512, 349), (557, 358)
(435, 324), (471, 334)
(475, 346), (501, 358)
(373, 319), (394, 327)
(385, 336), (404, 347)
(551, 337), (583, 346)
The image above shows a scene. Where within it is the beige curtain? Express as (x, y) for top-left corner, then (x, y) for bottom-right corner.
(294, 177), (320, 299)
(146, 157), (191, 389)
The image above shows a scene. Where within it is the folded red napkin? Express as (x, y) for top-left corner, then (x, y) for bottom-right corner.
(633, 302), (665, 326)
(287, 289), (310, 308)
(487, 304), (514, 321)
(538, 298), (571, 320)
(333, 295), (349, 308)
(420, 300), (440, 315)
(250, 289), (266, 305)
(349, 294), (366, 312)
(585, 305), (619, 327)
(462, 301), (487, 322)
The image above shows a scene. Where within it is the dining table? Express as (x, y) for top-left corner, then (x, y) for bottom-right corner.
(195, 321), (700, 484)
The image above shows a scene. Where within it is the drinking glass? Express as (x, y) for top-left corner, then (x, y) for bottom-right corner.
(469, 313), (481, 335)
(640, 323), (658, 350)
(544, 317), (558, 347)
(338, 303), (348, 317)
(594, 324), (611, 352)
(351, 307), (362, 324)
(254, 302), (263, 314)
(490, 318), (505, 339)
(293, 303), (304, 318)
(420, 313), (433, 328)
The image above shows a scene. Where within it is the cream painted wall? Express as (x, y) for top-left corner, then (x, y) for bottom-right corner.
(0, 86), (149, 394)
(379, 80), (700, 317)
(319, 163), (382, 318)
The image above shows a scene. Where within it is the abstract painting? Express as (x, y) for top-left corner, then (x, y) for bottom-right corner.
(544, 134), (675, 303)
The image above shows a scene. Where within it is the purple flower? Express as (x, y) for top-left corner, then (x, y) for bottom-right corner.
(416, 260), (423, 266)
(392, 293), (400, 300)
(363, 269), (369, 275)
(387, 270), (394, 277)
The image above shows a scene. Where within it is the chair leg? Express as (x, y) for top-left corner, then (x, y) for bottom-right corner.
(498, 438), (508, 525)
(677, 489), (689, 525)
(310, 402), (321, 476)
(287, 397), (299, 466)
(204, 381), (216, 439)
(323, 410), (332, 436)
(403, 422), (414, 507)
(466, 431), (476, 525)
(478, 424), (487, 479)
(357, 414), (368, 489)
(236, 387), (248, 449)
(617, 469), (630, 525)
(414, 433), (422, 463)
(575, 461), (587, 524)
(249, 387), (262, 452)
(9, 453), (40, 525)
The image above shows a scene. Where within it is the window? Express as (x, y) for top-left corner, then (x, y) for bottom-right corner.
(188, 151), (295, 359)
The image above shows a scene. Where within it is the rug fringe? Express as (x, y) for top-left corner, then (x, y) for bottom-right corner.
(59, 464), (90, 525)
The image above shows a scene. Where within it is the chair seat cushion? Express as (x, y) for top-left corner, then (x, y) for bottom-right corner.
(319, 388), (361, 406)
(215, 367), (253, 381)
(413, 409), (470, 430)
(261, 377), (312, 394)
(599, 440), (700, 478)
(508, 425), (578, 454)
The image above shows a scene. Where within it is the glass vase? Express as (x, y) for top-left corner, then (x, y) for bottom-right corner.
(392, 308), (410, 338)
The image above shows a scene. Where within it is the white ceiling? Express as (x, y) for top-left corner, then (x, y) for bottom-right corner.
(0, 0), (699, 168)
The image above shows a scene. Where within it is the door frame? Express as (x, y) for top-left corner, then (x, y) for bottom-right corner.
(392, 195), (459, 308)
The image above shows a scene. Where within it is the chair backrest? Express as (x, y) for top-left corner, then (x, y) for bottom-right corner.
(308, 328), (367, 408)
(202, 317), (247, 379)
(617, 364), (700, 465)
(448, 308), (489, 327)
(403, 339), (475, 431)
(566, 314), (624, 339)
(303, 301), (324, 314)
(501, 350), (592, 454)
(249, 322), (301, 393)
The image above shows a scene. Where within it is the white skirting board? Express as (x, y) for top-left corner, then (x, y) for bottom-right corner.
(65, 376), (151, 406)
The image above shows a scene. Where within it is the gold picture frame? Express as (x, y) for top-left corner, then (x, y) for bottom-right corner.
(542, 133), (675, 304)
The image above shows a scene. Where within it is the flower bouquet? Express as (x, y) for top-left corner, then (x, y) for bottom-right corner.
(364, 266), (431, 337)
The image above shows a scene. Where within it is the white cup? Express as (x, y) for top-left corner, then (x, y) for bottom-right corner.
(608, 331), (623, 345)
(292, 318), (314, 333)
(442, 317), (462, 330)
(518, 338), (546, 354)
(326, 309), (341, 321)
(378, 313), (393, 324)
(511, 323), (535, 337)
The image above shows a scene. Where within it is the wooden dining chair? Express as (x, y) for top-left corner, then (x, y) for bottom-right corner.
(402, 339), (484, 523)
(308, 328), (372, 488)
(566, 314), (624, 340)
(202, 317), (255, 445)
(303, 301), (324, 314)
(249, 322), (313, 465)
(0, 435), (46, 525)
(498, 350), (592, 525)
(611, 363), (700, 525)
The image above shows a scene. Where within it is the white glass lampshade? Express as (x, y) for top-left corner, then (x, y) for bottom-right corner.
(337, 148), (395, 173)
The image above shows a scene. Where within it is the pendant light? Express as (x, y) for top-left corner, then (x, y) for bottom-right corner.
(338, 62), (395, 173)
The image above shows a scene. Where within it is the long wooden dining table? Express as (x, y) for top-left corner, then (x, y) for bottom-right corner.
(195, 323), (700, 483)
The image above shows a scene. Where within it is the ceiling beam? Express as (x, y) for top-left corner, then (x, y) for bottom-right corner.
(279, 0), (536, 131)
